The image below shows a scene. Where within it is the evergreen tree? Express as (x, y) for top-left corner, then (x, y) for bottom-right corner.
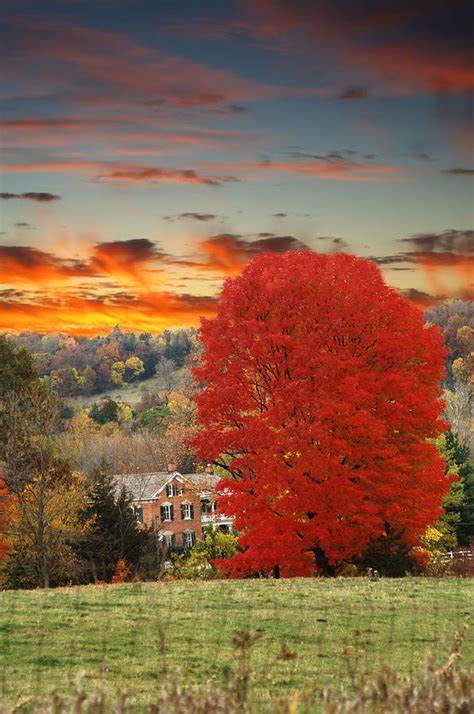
(446, 431), (474, 546)
(80, 465), (148, 582)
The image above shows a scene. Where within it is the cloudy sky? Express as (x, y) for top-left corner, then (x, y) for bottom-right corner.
(0, 0), (472, 334)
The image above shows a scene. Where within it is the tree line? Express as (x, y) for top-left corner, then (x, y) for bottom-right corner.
(0, 291), (473, 586)
(8, 326), (195, 397)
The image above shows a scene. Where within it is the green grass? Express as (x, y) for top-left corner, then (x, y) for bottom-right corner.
(69, 368), (188, 410)
(68, 374), (167, 410)
(0, 578), (473, 707)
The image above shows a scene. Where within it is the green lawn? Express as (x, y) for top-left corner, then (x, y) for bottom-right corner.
(0, 578), (473, 707)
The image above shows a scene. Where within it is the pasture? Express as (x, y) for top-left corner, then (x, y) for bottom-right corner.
(1, 577), (473, 708)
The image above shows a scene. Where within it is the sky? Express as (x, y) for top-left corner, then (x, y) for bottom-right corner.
(0, 0), (473, 334)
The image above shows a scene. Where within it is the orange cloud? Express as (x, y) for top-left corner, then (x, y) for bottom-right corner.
(0, 288), (218, 335)
(0, 246), (91, 284)
(1, 117), (258, 153)
(88, 239), (165, 287)
(4, 154), (405, 185)
(0, 234), (311, 332)
(372, 229), (474, 301)
(0, 239), (165, 287)
(205, 158), (408, 183)
(1, 159), (238, 186)
(187, 234), (310, 274)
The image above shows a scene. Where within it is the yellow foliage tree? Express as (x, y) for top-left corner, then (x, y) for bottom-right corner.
(2, 471), (93, 588)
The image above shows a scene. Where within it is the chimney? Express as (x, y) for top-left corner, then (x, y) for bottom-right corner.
(167, 462), (177, 472)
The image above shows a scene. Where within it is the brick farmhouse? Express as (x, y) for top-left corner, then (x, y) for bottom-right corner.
(113, 467), (233, 550)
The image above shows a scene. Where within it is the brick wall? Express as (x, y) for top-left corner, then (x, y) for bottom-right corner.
(139, 476), (203, 548)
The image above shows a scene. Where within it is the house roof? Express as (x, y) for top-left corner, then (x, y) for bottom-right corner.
(182, 472), (220, 492)
(112, 470), (219, 501)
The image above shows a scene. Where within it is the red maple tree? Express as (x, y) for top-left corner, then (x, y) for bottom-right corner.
(193, 251), (449, 577)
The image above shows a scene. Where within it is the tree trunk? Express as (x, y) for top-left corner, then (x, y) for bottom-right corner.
(273, 565), (281, 579)
(312, 546), (336, 576)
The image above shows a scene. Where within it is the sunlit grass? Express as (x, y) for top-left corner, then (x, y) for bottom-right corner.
(0, 578), (472, 707)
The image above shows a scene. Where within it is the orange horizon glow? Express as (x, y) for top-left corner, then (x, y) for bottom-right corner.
(2, 254), (468, 335)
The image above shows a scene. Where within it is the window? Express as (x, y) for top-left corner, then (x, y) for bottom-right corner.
(201, 499), (209, 514)
(134, 506), (143, 524)
(166, 482), (183, 497)
(181, 503), (194, 520)
(183, 530), (196, 549)
(160, 503), (174, 522)
(130, 506), (143, 524)
(164, 533), (176, 551)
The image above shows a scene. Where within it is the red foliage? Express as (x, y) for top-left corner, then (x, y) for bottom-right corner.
(0, 470), (10, 562)
(193, 251), (448, 577)
(111, 559), (131, 583)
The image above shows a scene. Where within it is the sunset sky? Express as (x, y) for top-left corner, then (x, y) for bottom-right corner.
(1, 0), (473, 334)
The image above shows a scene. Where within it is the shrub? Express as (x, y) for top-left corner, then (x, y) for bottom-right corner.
(169, 526), (238, 579)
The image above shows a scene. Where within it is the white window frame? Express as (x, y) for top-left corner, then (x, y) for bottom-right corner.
(183, 530), (195, 548)
(164, 532), (176, 550)
(181, 502), (193, 520)
(161, 503), (173, 521)
(166, 482), (184, 498)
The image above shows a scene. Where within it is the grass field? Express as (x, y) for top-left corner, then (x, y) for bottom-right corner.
(71, 368), (188, 410)
(1, 578), (473, 708)
(70, 374), (164, 409)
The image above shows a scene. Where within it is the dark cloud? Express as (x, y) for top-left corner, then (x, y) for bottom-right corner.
(316, 236), (350, 250)
(212, 104), (250, 115)
(92, 238), (164, 261)
(190, 233), (309, 275)
(289, 150), (345, 162)
(372, 230), (473, 267)
(409, 152), (433, 162)
(164, 212), (218, 222)
(332, 237), (350, 249)
(287, 149), (361, 164)
(371, 254), (409, 266)
(372, 229), (473, 301)
(97, 166), (238, 186)
(14, 222), (33, 229)
(400, 288), (442, 308)
(442, 167), (474, 175)
(338, 86), (370, 100)
(228, 104), (249, 113)
(250, 235), (308, 253)
(398, 229), (473, 256)
(0, 192), (61, 202)
(272, 212), (287, 217)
